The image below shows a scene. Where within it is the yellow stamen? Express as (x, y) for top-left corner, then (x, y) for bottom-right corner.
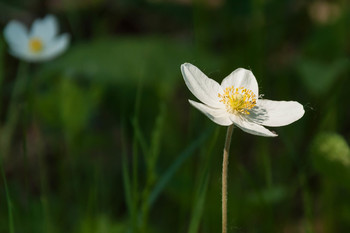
(28, 38), (44, 53)
(218, 86), (257, 114)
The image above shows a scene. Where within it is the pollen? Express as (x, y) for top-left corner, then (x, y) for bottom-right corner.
(28, 38), (44, 53)
(218, 86), (257, 114)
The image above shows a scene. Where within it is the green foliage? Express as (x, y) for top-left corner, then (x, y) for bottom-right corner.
(34, 76), (102, 139)
(247, 185), (288, 206)
(77, 215), (126, 233)
(0, 38), (4, 96)
(311, 133), (350, 232)
(297, 58), (349, 96)
(1, 0), (350, 233)
(311, 132), (350, 182)
(37, 37), (220, 99)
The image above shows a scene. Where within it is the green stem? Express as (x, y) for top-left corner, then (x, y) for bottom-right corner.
(1, 62), (28, 158)
(0, 157), (14, 233)
(0, 62), (29, 233)
(222, 125), (234, 233)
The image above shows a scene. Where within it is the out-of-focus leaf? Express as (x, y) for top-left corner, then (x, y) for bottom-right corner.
(311, 132), (350, 183)
(36, 37), (220, 98)
(297, 58), (349, 96)
(188, 172), (210, 233)
(247, 185), (288, 205)
(78, 215), (126, 233)
(34, 77), (102, 137)
(60, 77), (102, 137)
(147, 127), (213, 207)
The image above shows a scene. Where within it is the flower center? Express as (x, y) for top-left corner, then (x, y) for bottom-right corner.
(28, 38), (44, 53)
(218, 86), (257, 114)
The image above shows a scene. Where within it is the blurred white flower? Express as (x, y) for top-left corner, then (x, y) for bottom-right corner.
(181, 63), (305, 137)
(3, 14), (70, 62)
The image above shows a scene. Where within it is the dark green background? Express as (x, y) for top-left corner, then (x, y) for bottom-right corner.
(0, 0), (350, 232)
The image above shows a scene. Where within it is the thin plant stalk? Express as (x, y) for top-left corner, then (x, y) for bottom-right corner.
(1, 62), (28, 158)
(0, 62), (28, 233)
(0, 156), (14, 233)
(140, 104), (165, 232)
(222, 125), (234, 233)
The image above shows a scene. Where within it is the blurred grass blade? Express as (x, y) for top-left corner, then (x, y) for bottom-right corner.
(300, 174), (314, 233)
(188, 127), (220, 233)
(122, 154), (135, 231)
(132, 118), (149, 159)
(188, 171), (210, 233)
(139, 103), (166, 231)
(131, 72), (144, 218)
(147, 127), (213, 207)
(149, 103), (166, 167)
(0, 157), (15, 233)
(0, 39), (4, 112)
(1, 62), (28, 159)
(121, 122), (137, 232)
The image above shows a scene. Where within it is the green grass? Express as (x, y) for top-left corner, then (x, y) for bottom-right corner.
(1, 0), (350, 232)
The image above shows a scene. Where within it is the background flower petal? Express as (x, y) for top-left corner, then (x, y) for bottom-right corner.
(30, 14), (58, 42)
(249, 99), (305, 127)
(221, 68), (259, 97)
(38, 33), (70, 61)
(229, 114), (277, 137)
(189, 100), (232, 126)
(181, 63), (224, 108)
(4, 20), (29, 51)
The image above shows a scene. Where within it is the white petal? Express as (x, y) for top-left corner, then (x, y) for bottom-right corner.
(30, 14), (58, 42)
(181, 63), (224, 108)
(3, 20), (29, 52)
(38, 33), (70, 61)
(11, 34), (70, 63)
(230, 114), (277, 137)
(249, 99), (304, 127)
(221, 68), (259, 97)
(189, 100), (232, 126)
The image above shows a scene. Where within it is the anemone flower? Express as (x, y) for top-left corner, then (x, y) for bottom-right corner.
(181, 62), (304, 233)
(3, 14), (70, 62)
(181, 63), (304, 136)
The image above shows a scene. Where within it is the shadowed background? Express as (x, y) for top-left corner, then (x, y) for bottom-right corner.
(0, 0), (350, 232)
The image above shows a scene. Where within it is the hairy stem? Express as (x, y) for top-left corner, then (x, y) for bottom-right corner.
(222, 125), (234, 233)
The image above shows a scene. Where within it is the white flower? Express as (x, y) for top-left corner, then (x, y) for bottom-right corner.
(181, 63), (305, 137)
(3, 14), (70, 62)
